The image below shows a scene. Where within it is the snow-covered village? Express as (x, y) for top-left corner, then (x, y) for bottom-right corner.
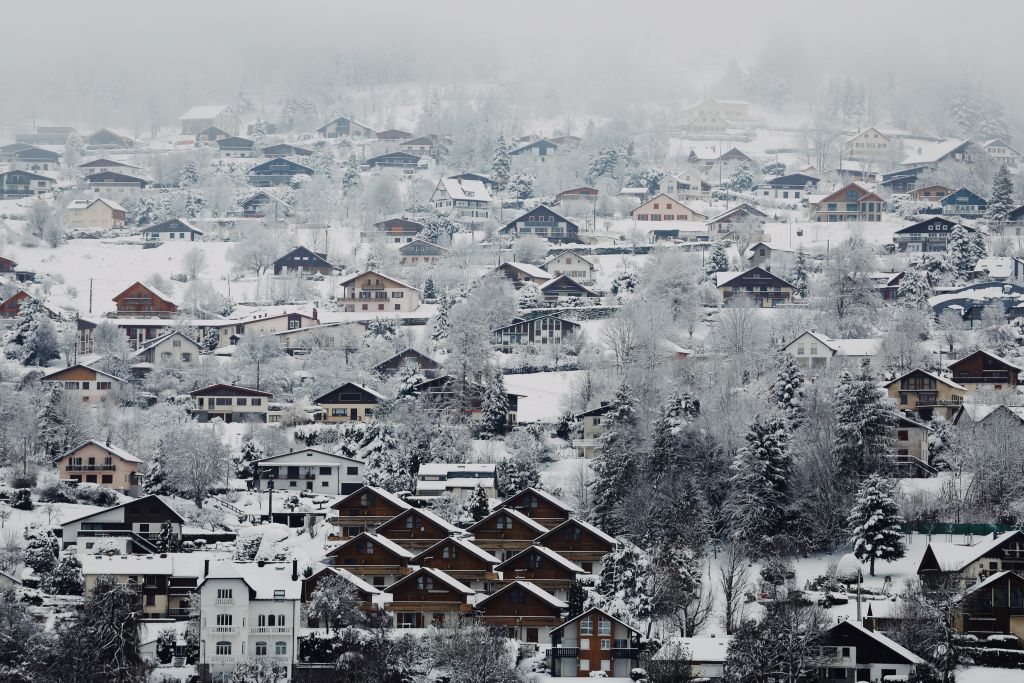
(2, 2), (1024, 682)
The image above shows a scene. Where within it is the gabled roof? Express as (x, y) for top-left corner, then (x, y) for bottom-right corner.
(372, 348), (441, 372)
(189, 383), (272, 397)
(476, 580), (567, 610)
(180, 105), (233, 120)
(962, 570), (1024, 598)
(312, 565), (381, 595)
(240, 191), (291, 208)
(313, 381), (386, 405)
(901, 138), (972, 165)
(216, 136), (255, 148)
(199, 560), (302, 600)
(133, 330), (199, 355)
(367, 151), (422, 163)
(62, 494), (185, 526)
(78, 158), (139, 169)
(328, 531), (415, 561)
(467, 506), (548, 535)
(541, 250), (595, 268)
(496, 261), (551, 280)
(847, 126), (891, 143)
(630, 193), (708, 219)
(67, 197), (127, 213)
(894, 216), (961, 234)
(274, 245), (333, 266)
(550, 606), (641, 637)
(948, 348), (1024, 372)
(112, 281), (177, 306)
(920, 530), (1024, 573)
(317, 116), (376, 133)
(539, 275), (600, 296)
(42, 363), (125, 383)
(707, 202), (768, 224)
(537, 517), (618, 547)
(0, 170), (54, 182)
(882, 368), (966, 392)
(510, 138), (558, 155)
(815, 182), (884, 205)
(387, 566), (475, 595)
(84, 171), (147, 185)
(501, 204), (578, 232)
(826, 620), (924, 665)
(401, 136), (434, 146)
(338, 269), (420, 291)
(496, 545), (586, 574)
(498, 487), (572, 514)
(410, 536), (500, 566)
(436, 177), (492, 202)
(715, 266), (796, 290)
(140, 218), (203, 235)
(249, 157), (315, 175)
(940, 186), (987, 205)
(330, 485), (411, 512)
(255, 447), (363, 466)
(398, 238), (450, 254)
(56, 439), (141, 464)
(378, 506), (460, 535)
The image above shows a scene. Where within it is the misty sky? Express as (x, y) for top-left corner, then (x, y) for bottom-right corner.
(2, 0), (1023, 132)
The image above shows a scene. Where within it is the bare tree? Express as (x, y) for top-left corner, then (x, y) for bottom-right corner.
(718, 546), (752, 635)
(181, 247), (208, 280)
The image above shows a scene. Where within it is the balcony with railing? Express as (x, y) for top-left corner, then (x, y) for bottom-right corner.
(250, 626), (292, 635)
(549, 647), (580, 658)
(66, 464), (117, 471)
(211, 626), (238, 634)
(215, 598), (234, 605)
(611, 648), (640, 659)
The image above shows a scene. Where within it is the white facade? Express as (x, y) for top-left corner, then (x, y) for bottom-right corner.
(253, 448), (364, 495)
(198, 561), (302, 682)
(416, 463), (496, 500)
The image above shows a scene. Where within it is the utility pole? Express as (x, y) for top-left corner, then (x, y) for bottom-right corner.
(88, 278), (93, 314)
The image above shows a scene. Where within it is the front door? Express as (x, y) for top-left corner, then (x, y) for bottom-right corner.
(526, 627), (539, 643)
(350, 408), (358, 421)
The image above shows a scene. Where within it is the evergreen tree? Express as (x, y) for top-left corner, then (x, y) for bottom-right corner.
(179, 161), (201, 188)
(431, 293), (453, 342)
(791, 249), (811, 297)
(23, 525), (58, 578)
(566, 579), (587, 619)
(464, 483), (490, 523)
(37, 381), (68, 459)
(848, 475), (906, 576)
(831, 361), (899, 478)
(594, 542), (653, 625)
(341, 154), (360, 192)
(896, 269), (933, 310)
(156, 629), (177, 664)
(969, 229), (987, 267)
(726, 418), (791, 555)
(728, 163), (755, 192)
(987, 164), (1015, 221)
(422, 275), (437, 301)
(946, 224), (976, 283)
(589, 384), (641, 535)
(479, 368), (510, 438)
(772, 351), (805, 426)
(235, 436), (266, 479)
(495, 454), (540, 498)
(4, 297), (59, 365)
(702, 241), (730, 282)
(157, 521), (176, 553)
(586, 147), (620, 184)
(491, 133), (511, 191)
(361, 423), (408, 493)
(43, 548), (84, 595)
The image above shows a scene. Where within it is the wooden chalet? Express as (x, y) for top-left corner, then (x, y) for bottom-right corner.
(376, 129), (412, 141)
(908, 184), (953, 202)
(493, 314), (581, 351)
(372, 348), (442, 379)
(892, 216), (969, 253)
(956, 570), (1024, 638)
(261, 143), (313, 157)
(556, 186), (598, 203)
(410, 537), (500, 591)
(941, 187), (987, 217)
(302, 566), (381, 618)
(189, 384), (271, 423)
(500, 205), (580, 243)
(59, 494), (184, 553)
(84, 170), (148, 192)
(0, 169), (55, 198)
(194, 126), (231, 143)
(399, 238), (449, 266)
(248, 157), (314, 187)
(884, 369), (966, 421)
(322, 531), (414, 588)
(272, 245), (334, 276)
(497, 488), (572, 529)
(813, 620), (924, 681)
(366, 151), (422, 169)
(536, 518), (616, 575)
(810, 183), (884, 222)
(112, 282), (178, 318)
(317, 116), (376, 139)
(313, 382), (384, 423)
(85, 128), (134, 149)
(494, 261), (551, 287)
(467, 507), (548, 561)
(140, 217), (203, 242)
(549, 607), (643, 678)
(337, 270), (421, 313)
(372, 216), (425, 243)
(539, 275), (601, 302)
(948, 349), (1022, 391)
(409, 375), (521, 426)
(240, 191), (291, 218)
(375, 507), (460, 551)
(494, 545), (584, 600)
(328, 485), (412, 539)
(715, 267), (796, 308)
(918, 530), (1024, 588)
(476, 580), (567, 644)
(385, 567), (476, 628)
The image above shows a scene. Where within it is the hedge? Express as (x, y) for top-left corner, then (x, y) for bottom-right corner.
(960, 646), (1024, 669)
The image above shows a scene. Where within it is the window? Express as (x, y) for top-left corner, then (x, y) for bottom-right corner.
(275, 642), (287, 656)
(496, 515), (513, 530)
(598, 617), (611, 636)
(897, 430), (909, 441)
(579, 659), (590, 671)
(601, 639), (611, 650)
(216, 614), (232, 626)
(442, 545), (454, 559)
(347, 467), (358, 476)
(216, 642), (231, 655)
(217, 589), (232, 600)
(255, 642), (267, 656)
(580, 618), (593, 636)
(273, 589), (285, 599)
(416, 575), (435, 591)
(252, 399), (262, 406)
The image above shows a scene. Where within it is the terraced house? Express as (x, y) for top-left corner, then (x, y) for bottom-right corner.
(810, 183), (884, 221)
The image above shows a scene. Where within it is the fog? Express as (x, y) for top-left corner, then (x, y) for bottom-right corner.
(2, 0), (1023, 136)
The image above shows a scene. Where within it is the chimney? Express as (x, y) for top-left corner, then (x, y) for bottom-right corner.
(292, 559), (298, 581)
(312, 307), (318, 321)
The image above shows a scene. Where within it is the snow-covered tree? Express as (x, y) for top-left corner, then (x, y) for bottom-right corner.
(791, 249), (811, 298)
(946, 224), (977, 283)
(831, 361), (899, 478)
(726, 418), (791, 555)
(361, 423), (409, 493)
(896, 270), (933, 310)
(495, 454), (540, 498)
(430, 293), (453, 342)
(702, 242), (730, 282)
(43, 548), (84, 595)
(728, 163), (755, 192)
(23, 525), (58, 578)
(589, 383), (642, 535)
(464, 483), (490, 522)
(163, 424), (231, 507)
(610, 271), (640, 299)
(586, 147), (620, 184)
(422, 276), (437, 301)
(37, 382), (69, 459)
(772, 351), (804, 426)
(306, 572), (363, 631)
(179, 161), (201, 188)
(987, 164), (1015, 222)
(848, 475), (906, 576)
(479, 368), (510, 438)
(235, 435), (266, 479)
(491, 133), (511, 191)
(4, 297), (59, 365)
(594, 542), (653, 625)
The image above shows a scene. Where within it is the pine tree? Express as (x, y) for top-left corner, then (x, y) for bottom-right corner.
(831, 361), (899, 478)
(726, 418), (791, 556)
(479, 368), (510, 438)
(235, 436), (266, 479)
(361, 423), (408, 493)
(728, 163), (755, 192)
(431, 293), (453, 342)
(23, 525), (58, 578)
(495, 455), (540, 498)
(157, 521), (176, 553)
(37, 382), (68, 460)
(946, 224), (976, 283)
(422, 276), (437, 301)
(987, 164), (1015, 222)
(895, 269), (932, 310)
(179, 161), (201, 188)
(791, 250), (811, 298)
(566, 579), (587, 619)
(594, 542), (653, 625)
(589, 384), (641, 535)
(702, 241), (730, 282)
(464, 483), (490, 523)
(772, 351), (805, 426)
(5, 297), (59, 365)
(491, 134), (511, 191)
(341, 154), (360, 192)
(848, 475), (906, 576)
(586, 147), (620, 184)
(43, 549), (84, 595)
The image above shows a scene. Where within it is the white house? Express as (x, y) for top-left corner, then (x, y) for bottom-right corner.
(251, 448), (364, 495)
(783, 330), (881, 370)
(415, 463), (496, 501)
(541, 250), (596, 285)
(430, 177), (492, 218)
(197, 560), (302, 683)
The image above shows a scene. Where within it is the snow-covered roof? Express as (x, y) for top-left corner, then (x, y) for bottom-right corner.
(901, 138), (971, 165)
(951, 349), (1024, 372)
(539, 518), (617, 547)
(830, 620), (925, 665)
(438, 177), (492, 202)
(497, 545), (585, 574)
(961, 570), (1024, 600)
(973, 256), (1023, 279)
(469, 506), (548, 535)
(498, 486), (571, 512)
(58, 439), (141, 464)
(654, 636), (732, 663)
(541, 250), (596, 268)
(714, 271), (742, 287)
(338, 270), (420, 291)
(384, 506), (460, 534)
(389, 566), (475, 595)
(133, 331), (199, 356)
(62, 494), (184, 525)
(255, 447), (363, 466)
(318, 565), (381, 594)
(67, 197), (127, 213)
(884, 369), (966, 392)
(335, 485), (411, 512)
(413, 536), (500, 565)
(478, 580), (567, 609)
(180, 105), (232, 120)
(497, 261), (550, 280)
(42, 363), (125, 383)
(337, 532), (415, 560)
(202, 560), (302, 600)
(81, 552), (213, 577)
(550, 606), (641, 636)
(418, 462), (496, 476)
(924, 531), (1023, 572)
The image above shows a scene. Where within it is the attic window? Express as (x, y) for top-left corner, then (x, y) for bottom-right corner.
(274, 589), (285, 599)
